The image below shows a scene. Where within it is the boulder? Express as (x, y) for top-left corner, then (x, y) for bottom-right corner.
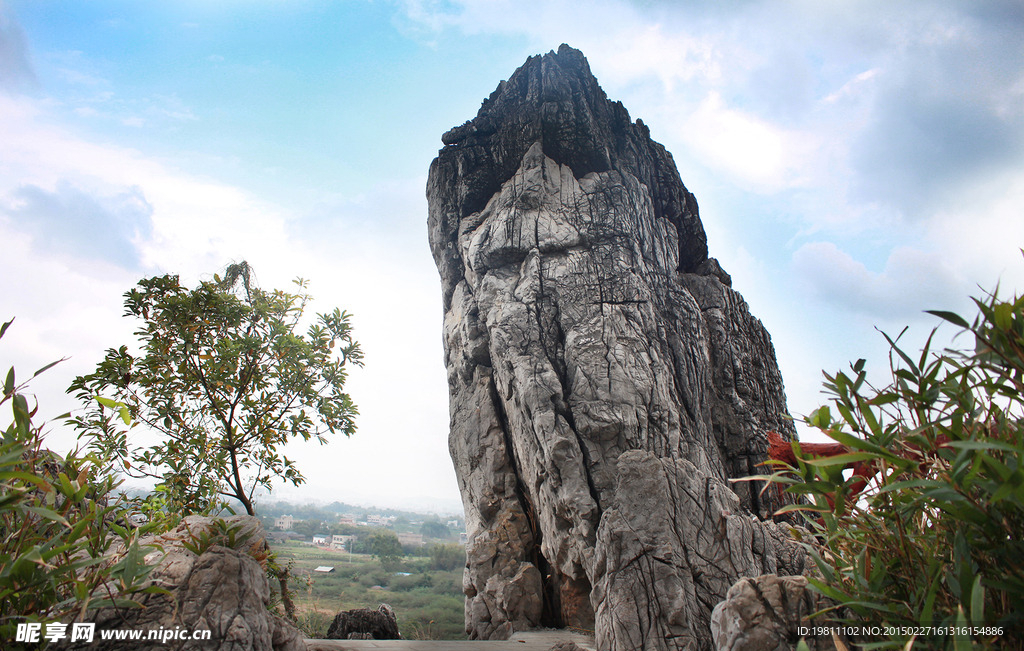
(711, 575), (839, 651)
(325, 604), (400, 640)
(68, 515), (306, 651)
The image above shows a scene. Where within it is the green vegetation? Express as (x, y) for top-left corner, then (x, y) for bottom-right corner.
(428, 543), (465, 572)
(2, 264), (467, 645)
(271, 541), (466, 640)
(368, 530), (404, 572)
(756, 283), (1024, 649)
(69, 262), (362, 517)
(420, 518), (450, 540)
(0, 320), (160, 648)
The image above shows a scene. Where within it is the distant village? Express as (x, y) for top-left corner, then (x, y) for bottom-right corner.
(258, 501), (467, 553)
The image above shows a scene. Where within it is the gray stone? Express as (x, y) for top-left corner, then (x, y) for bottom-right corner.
(549, 642), (588, 651)
(428, 45), (803, 649)
(69, 515), (306, 651)
(593, 452), (805, 650)
(711, 575), (838, 651)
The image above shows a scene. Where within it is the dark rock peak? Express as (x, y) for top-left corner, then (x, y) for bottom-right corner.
(441, 44), (622, 174)
(430, 44), (708, 302)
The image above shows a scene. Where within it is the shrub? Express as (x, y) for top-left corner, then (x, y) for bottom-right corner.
(293, 606), (333, 638)
(756, 286), (1024, 649)
(427, 542), (465, 572)
(0, 320), (159, 648)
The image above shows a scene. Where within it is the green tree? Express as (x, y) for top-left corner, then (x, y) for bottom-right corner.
(291, 519), (324, 538)
(420, 518), (450, 540)
(428, 543), (465, 572)
(70, 263), (362, 517)
(754, 283), (1024, 649)
(368, 530), (403, 571)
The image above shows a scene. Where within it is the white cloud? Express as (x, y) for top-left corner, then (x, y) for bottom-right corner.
(590, 23), (721, 91)
(792, 241), (969, 319)
(0, 90), (458, 508)
(923, 169), (1024, 292)
(679, 91), (819, 192)
(822, 68), (881, 105)
(3, 180), (153, 267)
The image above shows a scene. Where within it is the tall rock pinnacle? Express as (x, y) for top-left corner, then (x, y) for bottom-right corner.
(427, 45), (804, 650)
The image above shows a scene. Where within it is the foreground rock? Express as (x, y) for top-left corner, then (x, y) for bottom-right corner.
(428, 45), (804, 649)
(711, 575), (838, 651)
(326, 604), (400, 640)
(69, 515), (305, 651)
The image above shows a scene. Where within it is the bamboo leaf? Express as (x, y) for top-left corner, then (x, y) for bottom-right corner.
(801, 451), (879, 467)
(32, 359), (63, 378)
(970, 575), (984, 626)
(23, 505), (70, 526)
(925, 309), (970, 329)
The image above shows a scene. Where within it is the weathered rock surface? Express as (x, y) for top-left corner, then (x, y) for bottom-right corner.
(428, 45), (803, 649)
(593, 452), (805, 650)
(549, 642), (589, 651)
(326, 604), (400, 640)
(69, 516), (306, 651)
(711, 575), (837, 651)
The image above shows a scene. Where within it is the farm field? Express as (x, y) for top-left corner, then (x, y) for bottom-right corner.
(270, 541), (466, 640)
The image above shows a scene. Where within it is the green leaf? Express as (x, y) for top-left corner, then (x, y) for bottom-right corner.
(3, 366), (13, 396)
(32, 359), (63, 378)
(23, 505), (70, 526)
(945, 439), (1019, 453)
(774, 502), (829, 515)
(970, 575), (985, 626)
(882, 329), (919, 375)
(95, 396), (120, 409)
(825, 429), (903, 463)
(991, 479), (1017, 503)
(800, 451), (879, 468)
(18, 545), (46, 568)
(925, 309), (970, 329)
(0, 469), (53, 489)
(87, 597), (146, 610)
(953, 606), (971, 651)
(993, 301), (1013, 331)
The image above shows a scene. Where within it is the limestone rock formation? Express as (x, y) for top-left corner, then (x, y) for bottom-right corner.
(711, 575), (838, 651)
(427, 44), (803, 650)
(68, 516), (306, 651)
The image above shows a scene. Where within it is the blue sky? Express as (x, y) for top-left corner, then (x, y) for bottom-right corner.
(2, 0), (1023, 512)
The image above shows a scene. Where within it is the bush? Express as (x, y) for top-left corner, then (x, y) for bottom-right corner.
(427, 543), (465, 572)
(757, 286), (1024, 649)
(0, 320), (159, 648)
(357, 570), (391, 589)
(428, 570), (463, 596)
(293, 606), (334, 638)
